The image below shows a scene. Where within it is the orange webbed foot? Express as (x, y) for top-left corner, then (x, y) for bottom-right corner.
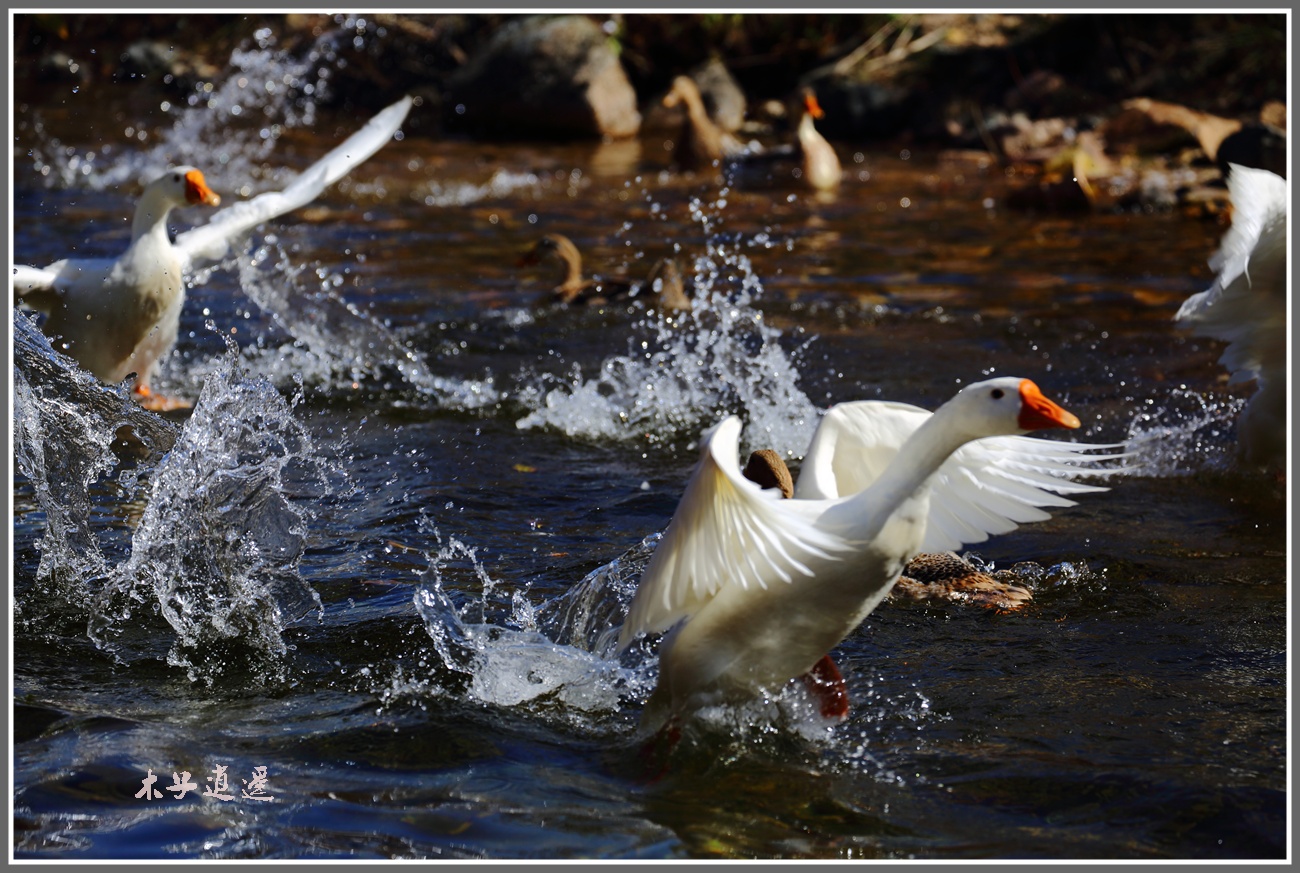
(133, 383), (192, 412)
(799, 653), (850, 721)
(638, 718), (682, 783)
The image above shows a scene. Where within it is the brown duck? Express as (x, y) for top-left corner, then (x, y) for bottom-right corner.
(518, 233), (690, 311)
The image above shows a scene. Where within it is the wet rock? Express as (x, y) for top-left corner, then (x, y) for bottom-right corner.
(444, 14), (640, 140)
(688, 56), (747, 133)
(280, 13), (501, 116)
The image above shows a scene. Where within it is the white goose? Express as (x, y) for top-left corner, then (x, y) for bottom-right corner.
(1175, 163), (1287, 471)
(13, 95), (414, 410)
(618, 377), (1113, 731)
(797, 91), (841, 192)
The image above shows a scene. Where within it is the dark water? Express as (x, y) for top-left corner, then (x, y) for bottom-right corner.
(11, 34), (1288, 861)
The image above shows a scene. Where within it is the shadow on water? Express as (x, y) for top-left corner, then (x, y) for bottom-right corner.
(11, 22), (1287, 862)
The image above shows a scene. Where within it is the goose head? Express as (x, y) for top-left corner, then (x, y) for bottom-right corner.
(150, 166), (222, 208)
(943, 377), (1081, 441)
(133, 166), (220, 241)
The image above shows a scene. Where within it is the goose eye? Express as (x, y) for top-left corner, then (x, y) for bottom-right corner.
(991, 388), (1005, 399)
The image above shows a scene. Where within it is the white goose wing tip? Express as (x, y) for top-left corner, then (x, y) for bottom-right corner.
(12, 265), (60, 296)
(174, 95), (415, 271)
(921, 434), (1123, 553)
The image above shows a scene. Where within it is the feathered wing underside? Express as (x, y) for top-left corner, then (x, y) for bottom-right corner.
(12, 265), (63, 307)
(918, 435), (1122, 552)
(618, 417), (849, 648)
(174, 95), (414, 271)
(797, 400), (1126, 553)
(13, 258), (119, 311)
(1175, 164), (1287, 388)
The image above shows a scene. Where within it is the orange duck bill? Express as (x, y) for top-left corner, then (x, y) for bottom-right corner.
(1017, 379), (1081, 431)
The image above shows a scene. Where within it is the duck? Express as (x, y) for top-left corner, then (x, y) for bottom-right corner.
(13, 95), (414, 410)
(888, 551), (1033, 610)
(662, 75), (732, 173)
(797, 91), (842, 191)
(518, 233), (691, 311)
(1175, 163), (1287, 471)
(741, 450), (1036, 612)
(618, 377), (1113, 732)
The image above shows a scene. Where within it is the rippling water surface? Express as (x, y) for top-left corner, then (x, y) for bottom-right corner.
(11, 31), (1287, 861)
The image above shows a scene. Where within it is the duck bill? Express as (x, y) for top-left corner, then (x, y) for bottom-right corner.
(184, 169), (221, 206)
(1018, 379), (1081, 430)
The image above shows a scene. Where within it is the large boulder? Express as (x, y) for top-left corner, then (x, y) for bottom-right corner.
(444, 15), (641, 140)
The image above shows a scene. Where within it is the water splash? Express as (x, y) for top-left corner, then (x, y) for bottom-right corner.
(17, 335), (327, 688)
(415, 169), (548, 208)
(26, 27), (335, 193)
(407, 527), (645, 723)
(391, 524), (921, 758)
(16, 311), (328, 679)
(515, 192), (820, 457)
(13, 310), (179, 605)
(217, 238), (499, 408)
(1122, 387), (1243, 477)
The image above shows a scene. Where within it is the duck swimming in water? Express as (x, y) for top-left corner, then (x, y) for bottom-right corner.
(518, 233), (690, 311)
(797, 91), (842, 192)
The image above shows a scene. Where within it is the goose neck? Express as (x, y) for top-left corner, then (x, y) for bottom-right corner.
(131, 188), (177, 244)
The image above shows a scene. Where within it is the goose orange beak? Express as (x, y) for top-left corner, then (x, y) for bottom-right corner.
(1018, 379), (1080, 430)
(184, 169), (221, 206)
(804, 93), (825, 119)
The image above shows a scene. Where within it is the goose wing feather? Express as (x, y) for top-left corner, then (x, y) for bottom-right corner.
(795, 400), (1125, 553)
(619, 416), (848, 648)
(174, 96), (414, 271)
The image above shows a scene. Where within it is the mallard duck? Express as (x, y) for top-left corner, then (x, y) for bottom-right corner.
(662, 75), (728, 173)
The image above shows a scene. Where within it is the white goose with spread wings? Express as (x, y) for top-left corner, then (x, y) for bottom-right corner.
(619, 377), (1113, 730)
(14, 95), (414, 409)
(1175, 163), (1287, 471)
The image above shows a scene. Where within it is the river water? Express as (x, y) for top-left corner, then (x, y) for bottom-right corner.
(10, 27), (1288, 861)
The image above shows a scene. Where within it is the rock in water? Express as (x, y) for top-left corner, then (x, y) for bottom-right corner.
(445, 15), (641, 139)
